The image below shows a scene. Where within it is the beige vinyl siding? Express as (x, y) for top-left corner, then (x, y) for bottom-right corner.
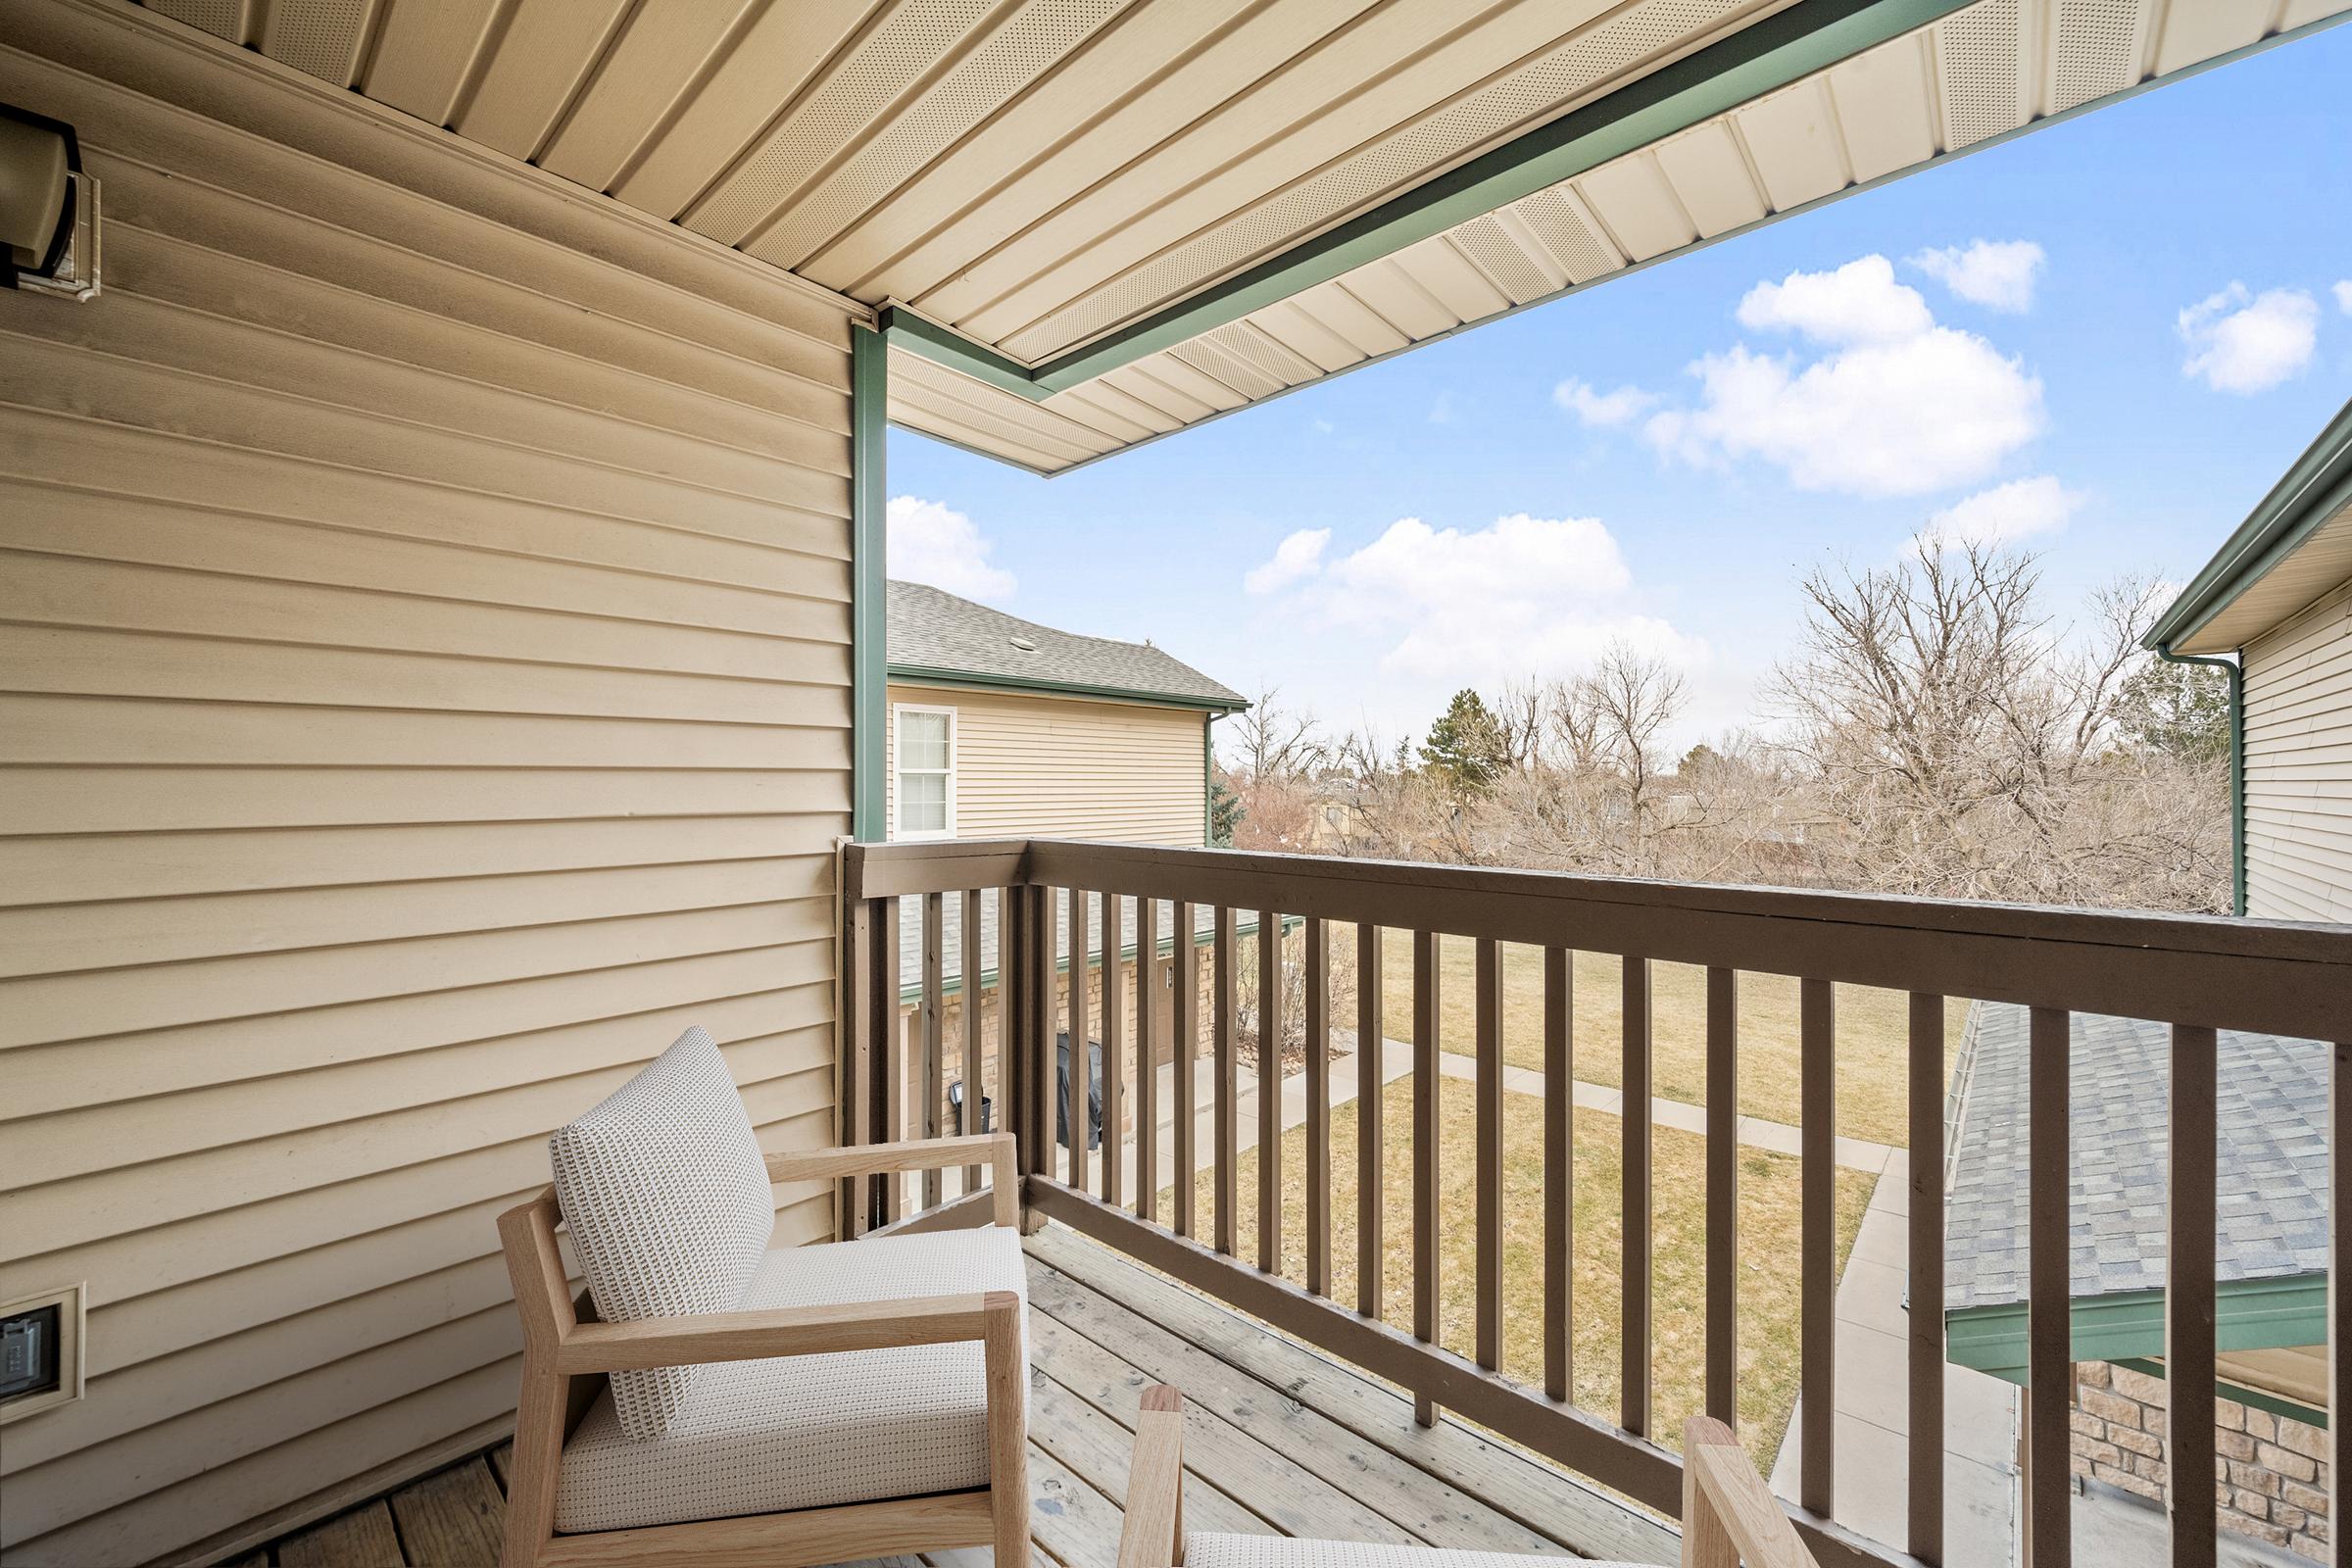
(0, 8), (858, 1564)
(2242, 578), (2352, 924)
(885, 684), (1207, 846)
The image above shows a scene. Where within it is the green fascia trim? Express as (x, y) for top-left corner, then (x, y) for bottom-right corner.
(2154, 647), (2246, 915)
(2145, 397), (2352, 652)
(851, 323), (889, 841)
(1946, 1273), (2328, 1385)
(2109, 1357), (2328, 1432)
(887, 663), (1247, 714)
(876, 0), (1970, 406)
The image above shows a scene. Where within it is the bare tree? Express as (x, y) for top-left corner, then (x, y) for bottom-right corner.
(1226, 684), (1327, 782)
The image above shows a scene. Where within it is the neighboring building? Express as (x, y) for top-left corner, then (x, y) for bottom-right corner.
(1941, 407), (2351, 1561)
(2144, 397), (2352, 922)
(881, 581), (1250, 1125)
(884, 579), (1245, 846)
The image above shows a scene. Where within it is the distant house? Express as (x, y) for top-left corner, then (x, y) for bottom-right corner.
(881, 581), (1251, 1128)
(1941, 403), (2349, 1559)
(885, 579), (1245, 846)
(2143, 396), (2352, 922)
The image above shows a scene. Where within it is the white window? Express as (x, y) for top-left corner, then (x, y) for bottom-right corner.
(893, 706), (956, 839)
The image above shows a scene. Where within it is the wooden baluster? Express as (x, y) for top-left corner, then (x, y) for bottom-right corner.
(920, 892), (945, 1211)
(2027, 1005), (2071, 1568)
(842, 895), (872, 1239)
(1358, 923), (1384, 1320)
(1544, 946), (1572, 1404)
(1174, 900), (1198, 1239)
(1622, 955), (1651, 1439)
(1476, 938), (1502, 1374)
(1413, 930), (1441, 1426)
(1001, 886), (1024, 1195)
(961, 888), (985, 1197)
(876, 896), (903, 1225)
(1136, 897), (1159, 1222)
(1103, 894), (1125, 1208)
(1257, 907), (1282, 1275)
(1034, 885), (1057, 1182)
(1799, 977), (1834, 1512)
(1305, 917), (1331, 1297)
(2168, 1022), (2216, 1568)
(1068, 887), (1090, 1196)
(1215, 906), (1239, 1257)
(1705, 965), (1737, 1430)
(1910, 993), (1947, 1566)
(2329, 1043), (2350, 1568)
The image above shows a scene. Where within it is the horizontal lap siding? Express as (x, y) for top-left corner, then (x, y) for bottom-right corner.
(0, 13), (857, 1564)
(886, 684), (1208, 845)
(2243, 578), (2352, 923)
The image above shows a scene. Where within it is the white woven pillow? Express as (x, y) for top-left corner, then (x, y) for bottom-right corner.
(549, 1026), (774, 1441)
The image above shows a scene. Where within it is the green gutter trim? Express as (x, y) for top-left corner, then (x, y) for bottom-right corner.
(875, 0), (1973, 404)
(1946, 1274), (2328, 1387)
(851, 323), (888, 841)
(888, 663), (1248, 714)
(2154, 646), (2245, 915)
(2146, 397), (2352, 652)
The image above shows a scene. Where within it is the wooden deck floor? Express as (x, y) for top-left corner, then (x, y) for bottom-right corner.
(241, 1226), (1677, 1568)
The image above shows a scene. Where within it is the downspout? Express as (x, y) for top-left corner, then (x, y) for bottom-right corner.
(2154, 645), (2244, 916)
(1202, 711), (1214, 845)
(851, 322), (888, 842)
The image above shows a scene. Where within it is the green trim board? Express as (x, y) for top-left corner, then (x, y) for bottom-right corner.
(1946, 1273), (2328, 1393)
(887, 663), (1247, 714)
(851, 323), (889, 841)
(2146, 397), (2352, 653)
(875, 0), (1974, 404)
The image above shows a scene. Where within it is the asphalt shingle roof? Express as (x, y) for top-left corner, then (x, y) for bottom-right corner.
(888, 579), (1245, 709)
(1943, 1003), (2330, 1314)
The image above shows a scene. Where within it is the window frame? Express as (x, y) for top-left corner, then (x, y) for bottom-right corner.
(891, 703), (957, 840)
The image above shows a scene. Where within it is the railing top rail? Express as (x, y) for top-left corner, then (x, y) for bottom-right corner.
(843, 838), (2352, 1039)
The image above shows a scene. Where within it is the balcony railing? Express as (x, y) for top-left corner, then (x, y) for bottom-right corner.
(836, 838), (2352, 1568)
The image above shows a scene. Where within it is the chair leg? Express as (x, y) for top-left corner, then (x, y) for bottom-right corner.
(503, 1356), (566, 1568)
(985, 1291), (1030, 1565)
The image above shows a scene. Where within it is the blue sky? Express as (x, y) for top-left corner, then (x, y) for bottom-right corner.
(888, 24), (2352, 752)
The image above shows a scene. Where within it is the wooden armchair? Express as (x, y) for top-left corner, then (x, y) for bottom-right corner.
(1116, 1387), (1817, 1568)
(495, 1027), (1029, 1568)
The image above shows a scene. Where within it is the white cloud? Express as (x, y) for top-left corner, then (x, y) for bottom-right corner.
(2178, 283), (2320, 394)
(2332, 279), (2352, 317)
(1909, 239), (2045, 313)
(1913, 475), (2082, 554)
(1427, 390), (1456, 424)
(1244, 527), (1331, 595)
(1554, 377), (1658, 427)
(1735, 255), (1934, 344)
(1640, 255), (2043, 496)
(886, 495), (1015, 603)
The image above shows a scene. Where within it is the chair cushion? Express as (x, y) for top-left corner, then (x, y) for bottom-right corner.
(553, 1225), (1027, 1534)
(1186, 1536), (1641, 1568)
(549, 1026), (774, 1441)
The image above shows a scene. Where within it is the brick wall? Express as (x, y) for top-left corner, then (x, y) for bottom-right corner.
(2073, 1361), (2329, 1559)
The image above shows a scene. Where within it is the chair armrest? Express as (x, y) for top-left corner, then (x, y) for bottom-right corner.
(554, 1288), (1018, 1374)
(1680, 1415), (1817, 1568)
(766, 1134), (1021, 1226)
(1117, 1386), (1187, 1568)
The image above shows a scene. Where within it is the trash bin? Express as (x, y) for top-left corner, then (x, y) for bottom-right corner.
(1055, 1032), (1102, 1150)
(947, 1078), (992, 1136)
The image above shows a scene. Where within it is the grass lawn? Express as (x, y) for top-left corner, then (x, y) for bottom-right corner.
(1341, 928), (1971, 1149)
(1177, 1074), (1877, 1470)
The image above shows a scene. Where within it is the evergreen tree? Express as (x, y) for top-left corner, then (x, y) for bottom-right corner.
(2114, 658), (2230, 762)
(1207, 776), (1245, 847)
(1419, 689), (1509, 791)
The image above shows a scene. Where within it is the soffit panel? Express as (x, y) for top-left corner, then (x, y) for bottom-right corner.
(2180, 504), (2352, 658)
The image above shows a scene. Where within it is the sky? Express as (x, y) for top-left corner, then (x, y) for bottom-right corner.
(886, 24), (2352, 758)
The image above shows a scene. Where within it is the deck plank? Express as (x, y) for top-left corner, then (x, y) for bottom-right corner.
(1029, 1366), (1266, 1537)
(387, 1456), (504, 1567)
(1028, 1307), (1417, 1543)
(275, 1499), (405, 1568)
(487, 1441), (513, 1493)
(1029, 1225), (1679, 1565)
